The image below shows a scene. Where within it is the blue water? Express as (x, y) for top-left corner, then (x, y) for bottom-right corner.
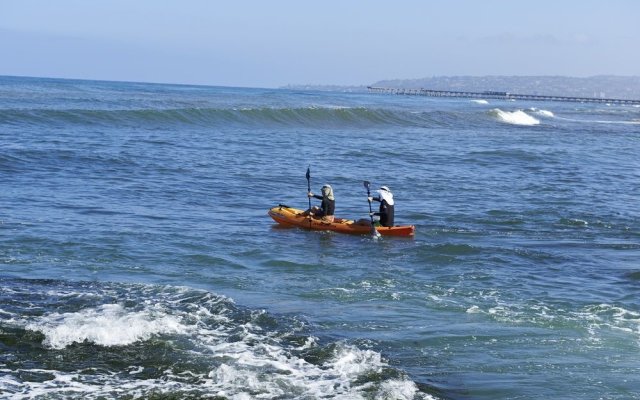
(1, 75), (639, 399)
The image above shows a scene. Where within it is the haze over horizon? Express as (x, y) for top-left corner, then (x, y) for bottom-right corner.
(1, 0), (639, 88)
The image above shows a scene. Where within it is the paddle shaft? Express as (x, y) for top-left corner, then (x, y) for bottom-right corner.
(364, 181), (380, 237)
(306, 166), (311, 211)
(306, 166), (312, 228)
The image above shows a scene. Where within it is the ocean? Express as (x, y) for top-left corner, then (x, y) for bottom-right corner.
(1, 75), (638, 399)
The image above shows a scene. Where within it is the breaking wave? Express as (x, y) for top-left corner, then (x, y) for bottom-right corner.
(0, 103), (536, 130)
(528, 107), (555, 117)
(25, 303), (189, 349)
(1, 278), (434, 399)
(489, 108), (540, 126)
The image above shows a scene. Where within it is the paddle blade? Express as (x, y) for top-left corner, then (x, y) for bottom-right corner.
(306, 166), (310, 180)
(363, 180), (370, 189)
(371, 224), (381, 238)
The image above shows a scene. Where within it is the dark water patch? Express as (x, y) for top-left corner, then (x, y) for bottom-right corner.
(508, 246), (563, 266)
(185, 254), (247, 270)
(485, 210), (525, 224)
(624, 271), (640, 281)
(408, 243), (485, 267)
(594, 242), (640, 251)
(431, 243), (482, 256)
(261, 259), (317, 269)
(1, 147), (142, 176)
(558, 217), (590, 227)
(465, 148), (544, 165)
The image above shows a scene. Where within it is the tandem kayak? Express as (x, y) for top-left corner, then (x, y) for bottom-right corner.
(268, 205), (415, 237)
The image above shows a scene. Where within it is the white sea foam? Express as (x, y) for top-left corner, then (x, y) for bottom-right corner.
(322, 104), (351, 110)
(466, 305), (482, 313)
(196, 325), (430, 399)
(471, 99), (489, 104)
(5, 285), (432, 399)
(582, 304), (640, 336)
(26, 303), (188, 349)
(535, 109), (554, 117)
(0, 307), (15, 317)
(491, 109), (540, 126)
(121, 308), (429, 397)
(567, 218), (588, 226)
(461, 297), (640, 348)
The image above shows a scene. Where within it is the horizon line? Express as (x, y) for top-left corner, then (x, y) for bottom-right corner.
(3, 73), (640, 91)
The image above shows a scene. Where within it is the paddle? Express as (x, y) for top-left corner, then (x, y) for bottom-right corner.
(364, 181), (381, 238)
(306, 166), (312, 227)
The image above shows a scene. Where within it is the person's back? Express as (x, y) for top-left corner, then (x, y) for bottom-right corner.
(369, 185), (394, 227)
(379, 198), (394, 227)
(308, 184), (335, 222)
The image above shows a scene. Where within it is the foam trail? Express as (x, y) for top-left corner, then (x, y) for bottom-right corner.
(471, 99), (489, 105)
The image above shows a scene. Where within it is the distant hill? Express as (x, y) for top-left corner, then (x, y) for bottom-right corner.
(371, 75), (640, 100)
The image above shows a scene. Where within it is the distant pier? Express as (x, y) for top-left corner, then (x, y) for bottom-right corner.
(367, 86), (640, 105)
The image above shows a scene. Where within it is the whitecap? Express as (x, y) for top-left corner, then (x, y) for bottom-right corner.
(201, 340), (427, 399)
(490, 108), (540, 126)
(7, 283), (430, 399)
(466, 305), (482, 314)
(26, 303), (188, 349)
(535, 109), (555, 117)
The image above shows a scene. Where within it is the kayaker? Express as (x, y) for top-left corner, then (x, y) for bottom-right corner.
(307, 184), (335, 222)
(368, 185), (395, 227)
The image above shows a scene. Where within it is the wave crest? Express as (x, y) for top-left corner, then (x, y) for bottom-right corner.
(0, 106), (441, 129)
(490, 108), (540, 126)
(0, 105), (494, 130)
(26, 303), (188, 349)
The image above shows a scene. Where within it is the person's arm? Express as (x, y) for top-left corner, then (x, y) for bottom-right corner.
(368, 195), (381, 203)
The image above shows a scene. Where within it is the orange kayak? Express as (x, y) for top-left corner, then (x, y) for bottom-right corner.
(268, 205), (415, 237)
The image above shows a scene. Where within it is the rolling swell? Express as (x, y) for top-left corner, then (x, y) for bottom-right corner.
(0, 106), (471, 129)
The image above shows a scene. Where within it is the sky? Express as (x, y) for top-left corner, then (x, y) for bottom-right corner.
(1, 0), (639, 88)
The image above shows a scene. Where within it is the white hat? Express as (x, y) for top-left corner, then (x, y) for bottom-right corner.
(377, 186), (394, 205)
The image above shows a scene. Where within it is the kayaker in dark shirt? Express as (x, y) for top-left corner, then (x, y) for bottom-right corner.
(368, 185), (394, 227)
(307, 184), (335, 222)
